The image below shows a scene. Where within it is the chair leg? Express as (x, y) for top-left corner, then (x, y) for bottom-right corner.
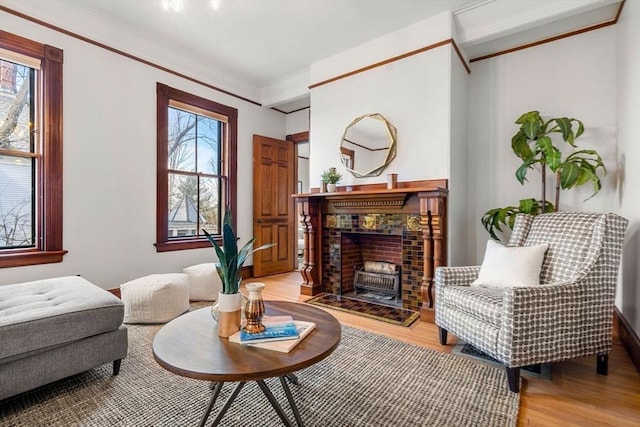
(506, 367), (520, 393)
(597, 353), (608, 375)
(438, 327), (448, 345)
(113, 359), (122, 375)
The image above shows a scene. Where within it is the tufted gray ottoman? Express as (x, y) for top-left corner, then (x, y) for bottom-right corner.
(0, 276), (128, 401)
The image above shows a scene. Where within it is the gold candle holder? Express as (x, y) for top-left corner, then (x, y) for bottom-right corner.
(243, 282), (266, 333)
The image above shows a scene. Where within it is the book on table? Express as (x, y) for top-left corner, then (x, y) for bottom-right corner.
(229, 316), (316, 352)
(239, 321), (299, 343)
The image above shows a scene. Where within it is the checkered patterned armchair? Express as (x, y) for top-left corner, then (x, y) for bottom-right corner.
(435, 212), (628, 393)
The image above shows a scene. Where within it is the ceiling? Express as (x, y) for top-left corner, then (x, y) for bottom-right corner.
(5, 0), (624, 112)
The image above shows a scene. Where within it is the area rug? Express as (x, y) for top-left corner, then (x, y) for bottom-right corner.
(306, 293), (420, 327)
(453, 341), (552, 380)
(0, 323), (519, 426)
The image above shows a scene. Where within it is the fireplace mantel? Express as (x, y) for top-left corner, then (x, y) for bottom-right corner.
(292, 179), (448, 322)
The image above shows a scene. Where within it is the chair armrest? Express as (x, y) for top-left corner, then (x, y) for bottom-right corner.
(435, 266), (481, 288)
(500, 280), (614, 365)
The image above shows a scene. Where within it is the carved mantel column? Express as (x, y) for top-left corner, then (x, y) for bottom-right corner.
(296, 196), (323, 296)
(419, 189), (448, 323)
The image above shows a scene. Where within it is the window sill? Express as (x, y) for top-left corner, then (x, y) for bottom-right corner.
(155, 238), (220, 252)
(0, 249), (68, 268)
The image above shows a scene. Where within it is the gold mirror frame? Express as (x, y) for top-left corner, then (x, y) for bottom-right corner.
(339, 113), (397, 178)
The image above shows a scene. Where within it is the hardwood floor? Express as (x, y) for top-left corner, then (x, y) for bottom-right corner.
(253, 272), (640, 427)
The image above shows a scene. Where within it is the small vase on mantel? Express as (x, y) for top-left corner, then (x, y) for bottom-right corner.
(213, 292), (243, 338)
(243, 282), (266, 333)
(327, 183), (337, 192)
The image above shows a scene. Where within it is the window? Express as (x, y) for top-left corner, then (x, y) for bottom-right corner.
(0, 31), (65, 268)
(156, 83), (237, 252)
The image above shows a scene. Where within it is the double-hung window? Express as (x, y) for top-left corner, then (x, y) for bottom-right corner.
(0, 31), (65, 268)
(156, 83), (237, 251)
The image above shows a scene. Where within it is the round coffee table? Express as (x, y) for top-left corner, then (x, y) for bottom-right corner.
(152, 300), (341, 426)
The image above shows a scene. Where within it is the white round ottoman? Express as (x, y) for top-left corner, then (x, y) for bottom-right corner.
(183, 263), (222, 301)
(120, 273), (189, 324)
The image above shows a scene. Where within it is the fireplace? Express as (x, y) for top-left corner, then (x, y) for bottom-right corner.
(340, 233), (402, 297)
(293, 179), (448, 322)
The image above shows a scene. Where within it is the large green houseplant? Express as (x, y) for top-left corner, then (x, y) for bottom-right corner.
(203, 207), (274, 337)
(482, 111), (606, 240)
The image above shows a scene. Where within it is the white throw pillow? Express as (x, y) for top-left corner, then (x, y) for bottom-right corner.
(471, 240), (549, 288)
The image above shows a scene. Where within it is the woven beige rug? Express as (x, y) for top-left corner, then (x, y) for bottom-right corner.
(0, 322), (520, 426)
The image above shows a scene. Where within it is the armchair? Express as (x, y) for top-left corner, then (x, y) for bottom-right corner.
(435, 212), (628, 393)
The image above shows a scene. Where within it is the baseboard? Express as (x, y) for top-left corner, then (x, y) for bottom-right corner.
(615, 307), (640, 373)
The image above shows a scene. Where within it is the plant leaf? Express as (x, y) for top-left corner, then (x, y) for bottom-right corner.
(515, 111), (540, 124)
(511, 132), (532, 161)
(554, 117), (573, 142)
(536, 136), (561, 171)
(515, 161), (533, 185)
(521, 120), (540, 140)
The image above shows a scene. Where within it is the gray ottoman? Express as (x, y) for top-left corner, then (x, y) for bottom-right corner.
(0, 276), (128, 401)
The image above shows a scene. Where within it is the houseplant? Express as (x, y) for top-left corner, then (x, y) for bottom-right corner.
(482, 110), (606, 240)
(321, 167), (342, 192)
(203, 207), (274, 337)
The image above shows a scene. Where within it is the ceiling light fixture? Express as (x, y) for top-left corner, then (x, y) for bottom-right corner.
(161, 0), (184, 12)
(211, 0), (221, 10)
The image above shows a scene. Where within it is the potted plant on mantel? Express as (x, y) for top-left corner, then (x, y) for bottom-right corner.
(321, 167), (342, 192)
(482, 110), (606, 240)
(203, 207), (274, 337)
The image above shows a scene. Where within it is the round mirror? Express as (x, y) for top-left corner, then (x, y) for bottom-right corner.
(340, 113), (397, 178)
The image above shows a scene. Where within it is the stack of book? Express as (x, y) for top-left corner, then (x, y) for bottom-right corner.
(229, 315), (315, 353)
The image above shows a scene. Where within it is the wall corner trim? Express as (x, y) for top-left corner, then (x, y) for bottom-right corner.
(615, 307), (640, 374)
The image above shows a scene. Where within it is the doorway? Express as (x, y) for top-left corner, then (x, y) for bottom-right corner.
(288, 131), (309, 270)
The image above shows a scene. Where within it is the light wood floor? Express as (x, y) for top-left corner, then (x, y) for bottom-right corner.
(253, 272), (640, 427)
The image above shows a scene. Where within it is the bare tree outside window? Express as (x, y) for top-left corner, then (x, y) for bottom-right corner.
(167, 107), (222, 238)
(0, 59), (35, 249)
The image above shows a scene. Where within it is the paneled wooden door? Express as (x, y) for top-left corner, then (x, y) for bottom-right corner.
(252, 135), (296, 277)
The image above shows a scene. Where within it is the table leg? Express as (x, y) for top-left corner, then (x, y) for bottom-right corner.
(257, 380), (295, 427)
(280, 376), (304, 427)
(209, 382), (245, 427)
(285, 373), (299, 384)
(198, 382), (224, 427)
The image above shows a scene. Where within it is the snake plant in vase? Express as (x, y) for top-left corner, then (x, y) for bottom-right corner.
(203, 207), (274, 338)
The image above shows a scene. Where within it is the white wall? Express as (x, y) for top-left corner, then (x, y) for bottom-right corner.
(0, 9), (285, 289)
(286, 109), (310, 135)
(310, 48), (453, 189)
(616, 0), (640, 335)
(466, 27), (619, 262)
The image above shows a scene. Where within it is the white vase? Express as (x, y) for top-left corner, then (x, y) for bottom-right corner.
(212, 292), (243, 338)
(327, 183), (337, 192)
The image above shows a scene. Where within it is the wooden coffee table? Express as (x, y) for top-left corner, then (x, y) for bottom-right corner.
(152, 300), (341, 427)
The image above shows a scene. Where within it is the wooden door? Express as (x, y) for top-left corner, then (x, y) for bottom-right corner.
(252, 135), (295, 276)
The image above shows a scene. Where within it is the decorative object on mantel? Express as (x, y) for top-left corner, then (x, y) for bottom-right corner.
(482, 111), (606, 240)
(340, 113), (398, 178)
(321, 167), (342, 192)
(387, 173), (398, 189)
(243, 282), (266, 333)
(203, 207), (274, 338)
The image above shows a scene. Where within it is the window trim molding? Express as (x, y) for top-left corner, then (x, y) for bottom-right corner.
(155, 83), (237, 252)
(0, 30), (66, 268)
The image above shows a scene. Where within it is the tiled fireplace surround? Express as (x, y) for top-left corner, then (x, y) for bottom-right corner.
(293, 179), (448, 322)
